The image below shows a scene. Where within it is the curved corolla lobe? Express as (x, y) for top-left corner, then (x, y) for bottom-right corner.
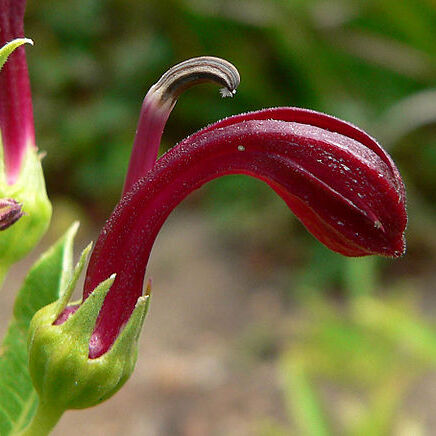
(83, 117), (407, 358)
(178, 119), (406, 257)
(187, 107), (406, 203)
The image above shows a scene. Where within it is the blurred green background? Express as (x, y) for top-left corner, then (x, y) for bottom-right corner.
(21, 0), (436, 434)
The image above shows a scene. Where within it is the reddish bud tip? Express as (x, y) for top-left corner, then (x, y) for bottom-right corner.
(0, 197), (23, 230)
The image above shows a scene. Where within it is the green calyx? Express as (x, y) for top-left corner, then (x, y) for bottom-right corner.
(27, 244), (150, 414)
(0, 144), (52, 284)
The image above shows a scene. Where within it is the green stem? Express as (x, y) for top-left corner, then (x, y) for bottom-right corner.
(17, 401), (64, 436)
(0, 261), (10, 288)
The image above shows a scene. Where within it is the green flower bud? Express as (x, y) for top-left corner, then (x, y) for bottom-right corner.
(0, 145), (51, 281)
(27, 244), (149, 414)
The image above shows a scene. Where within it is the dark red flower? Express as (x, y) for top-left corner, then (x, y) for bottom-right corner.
(57, 57), (407, 359)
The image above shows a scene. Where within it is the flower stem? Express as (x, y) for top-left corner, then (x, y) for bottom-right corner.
(16, 401), (64, 436)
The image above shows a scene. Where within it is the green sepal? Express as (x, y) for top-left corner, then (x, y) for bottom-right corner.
(27, 272), (150, 413)
(59, 274), (116, 351)
(0, 222), (80, 435)
(0, 145), (52, 285)
(97, 294), (151, 403)
(53, 242), (92, 317)
(0, 38), (33, 71)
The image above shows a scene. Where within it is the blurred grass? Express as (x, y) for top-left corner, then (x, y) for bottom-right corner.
(269, 290), (436, 436)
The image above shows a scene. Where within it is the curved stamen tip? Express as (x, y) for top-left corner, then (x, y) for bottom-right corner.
(220, 87), (236, 98)
(152, 56), (240, 104)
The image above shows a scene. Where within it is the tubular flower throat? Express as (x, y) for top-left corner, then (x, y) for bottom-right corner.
(57, 57), (407, 359)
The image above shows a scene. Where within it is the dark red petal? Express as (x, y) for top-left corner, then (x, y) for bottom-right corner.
(192, 107), (405, 203)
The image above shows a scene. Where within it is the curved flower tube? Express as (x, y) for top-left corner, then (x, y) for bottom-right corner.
(83, 107), (407, 358)
(53, 57), (407, 360)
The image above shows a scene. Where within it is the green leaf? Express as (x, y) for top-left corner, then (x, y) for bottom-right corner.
(280, 352), (332, 436)
(0, 222), (79, 435)
(0, 38), (33, 72)
(353, 297), (436, 365)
